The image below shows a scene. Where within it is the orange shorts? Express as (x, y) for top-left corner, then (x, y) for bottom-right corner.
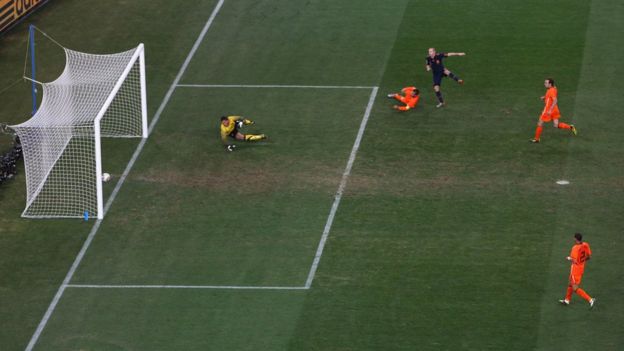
(540, 113), (561, 122)
(569, 272), (583, 285)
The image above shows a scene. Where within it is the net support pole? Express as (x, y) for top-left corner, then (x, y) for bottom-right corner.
(29, 24), (37, 116)
(138, 44), (148, 138)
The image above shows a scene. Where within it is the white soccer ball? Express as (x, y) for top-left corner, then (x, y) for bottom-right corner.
(102, 172), (111, 182)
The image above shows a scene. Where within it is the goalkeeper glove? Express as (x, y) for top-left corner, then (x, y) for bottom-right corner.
(237, 119), (254, 129)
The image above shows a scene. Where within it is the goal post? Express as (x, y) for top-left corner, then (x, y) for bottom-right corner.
(10, 42), (148, 219)
(92, 43), (147, 218)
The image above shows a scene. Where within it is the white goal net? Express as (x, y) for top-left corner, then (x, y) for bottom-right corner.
(11, 44), (147, 219)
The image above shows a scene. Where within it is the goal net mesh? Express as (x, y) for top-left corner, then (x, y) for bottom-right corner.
(11, 45), (146, 219)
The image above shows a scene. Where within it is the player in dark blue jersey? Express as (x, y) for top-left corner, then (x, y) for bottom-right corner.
(426, 47), (465, 108)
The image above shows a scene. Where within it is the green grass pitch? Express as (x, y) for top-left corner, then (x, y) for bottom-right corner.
(1, 0), (623, 350)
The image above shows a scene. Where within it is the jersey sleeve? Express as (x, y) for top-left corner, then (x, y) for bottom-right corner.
(544, 92), (554, 111)
(569, 245), (577, 259)
(585, 243), (592, 256)
(220, 126), (229, 144)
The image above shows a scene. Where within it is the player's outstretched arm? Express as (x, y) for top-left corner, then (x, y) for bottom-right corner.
(220, 130), (230, 144)
(447, 52), (466, 56)
(232, 116), (254, 125)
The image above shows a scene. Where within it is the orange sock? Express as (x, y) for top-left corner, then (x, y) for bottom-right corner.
(534, 126), (543, 140)
(558, 122), (571, 129)
(576, 288), (591, 302)
(565, 286), (573, 301)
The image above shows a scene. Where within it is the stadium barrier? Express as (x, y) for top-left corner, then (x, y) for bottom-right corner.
(0, 0), (51, 34)
(0, 136), (22, 185)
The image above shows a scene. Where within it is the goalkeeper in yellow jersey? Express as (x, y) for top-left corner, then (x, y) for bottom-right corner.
(220, 115), (267, 151)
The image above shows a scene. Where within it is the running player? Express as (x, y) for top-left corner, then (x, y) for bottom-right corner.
(426, 48), (465, 108)
(559, 233), (595, 308)
(531, 78), (577, 143)
(220, 115), (266, 152)
(387, 86), (420, 111)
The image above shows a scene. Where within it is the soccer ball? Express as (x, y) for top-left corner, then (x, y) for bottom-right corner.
(102, 172), (111, 182)
(236, 120), (244, 129)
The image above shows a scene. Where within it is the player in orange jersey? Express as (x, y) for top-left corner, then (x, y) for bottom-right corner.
(531, 78), (577, 143)
(559, 233), (595, 308)
(387, 87), (420, 111)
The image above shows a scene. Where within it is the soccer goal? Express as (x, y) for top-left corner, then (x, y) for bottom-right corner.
(10, 39), (147, 219)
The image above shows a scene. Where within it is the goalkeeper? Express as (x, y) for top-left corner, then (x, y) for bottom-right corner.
(220, 115), (266, 151)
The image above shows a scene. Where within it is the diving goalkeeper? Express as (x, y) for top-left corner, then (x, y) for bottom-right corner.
(220, 115), (267, 151)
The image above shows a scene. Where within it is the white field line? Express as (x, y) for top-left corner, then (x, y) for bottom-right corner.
(23, 219), (103, 351)
(67, 284), (308, 290)
(65, 86), (377, 292)
(23, 1), (226, 350)
(176, 84), (375, 89)
(305, 86), (378, 289)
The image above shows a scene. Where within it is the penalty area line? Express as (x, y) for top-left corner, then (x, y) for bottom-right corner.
(304, 86), (379, 289)
(67, 284), (308, 290)
(23, 1), (226, 351)
(64, 86), (379, 293)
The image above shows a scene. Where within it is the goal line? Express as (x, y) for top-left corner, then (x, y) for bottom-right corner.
(23, 1), (227, 350)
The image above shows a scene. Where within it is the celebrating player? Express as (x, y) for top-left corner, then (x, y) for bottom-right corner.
(531, 78), (577, 143)
(387, 86), (420, 111)
(559, 233), (595, 308)
(220, 115), (266, 152)
(426, 48), (465, 108)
